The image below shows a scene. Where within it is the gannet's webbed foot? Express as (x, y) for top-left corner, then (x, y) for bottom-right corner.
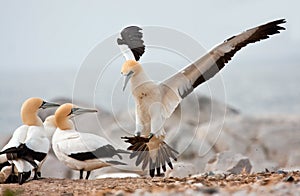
(37, 171), (41, 178)
(121, 135), (150, 168)
(121, 135), (178, 177)
(121, 135), (150, 144)
(33, 168), (42, 180)
(18, 171), (31, 185)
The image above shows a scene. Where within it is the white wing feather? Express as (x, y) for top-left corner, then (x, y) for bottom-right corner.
(55, 130), (110, 155)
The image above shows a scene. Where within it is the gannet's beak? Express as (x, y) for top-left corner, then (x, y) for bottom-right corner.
(71, 107), (97, 116)
(40, 101), (60, 109)
(122, 71), (134, 91)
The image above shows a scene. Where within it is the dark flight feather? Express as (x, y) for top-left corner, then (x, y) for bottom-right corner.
(68, 144), (124, 161)
(117, 26), (145, 61)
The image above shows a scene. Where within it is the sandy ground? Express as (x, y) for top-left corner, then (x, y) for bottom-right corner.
(0, 171), (299, 195)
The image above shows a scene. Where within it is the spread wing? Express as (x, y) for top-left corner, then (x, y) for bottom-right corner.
(117, 26), (145, 61)
(159, 19), (286, 117)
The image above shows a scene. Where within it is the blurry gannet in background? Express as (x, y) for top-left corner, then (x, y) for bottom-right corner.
(43, 115), (57, 142)
(52, 103), (128, 180)
(32, 115), (57, 179)
(0, 97), (60, 184)
(117, 19), (286, 177)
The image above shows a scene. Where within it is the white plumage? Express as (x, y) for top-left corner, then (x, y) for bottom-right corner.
(0, 97), (60, 184)
(118, 19), (286, 177)
(52, 103), (127, 179)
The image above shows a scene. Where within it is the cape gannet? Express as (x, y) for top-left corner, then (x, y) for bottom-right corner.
(117, 19), (286, 177)
(52, 103), (128, 179)
(32, 115), (57, 179)
(0, 97), (60, 184)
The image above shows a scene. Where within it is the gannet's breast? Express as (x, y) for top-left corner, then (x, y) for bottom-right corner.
(24, 126), (50, 154)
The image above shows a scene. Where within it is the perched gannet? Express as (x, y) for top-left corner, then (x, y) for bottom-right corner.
(31, 115), (57, 179)
(52, 103), (128, 179)
(0, 97), (60, 184)
(118, 19), (286, 177)
(43, 115), (57, 141)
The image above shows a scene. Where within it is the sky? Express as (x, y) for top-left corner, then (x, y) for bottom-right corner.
(0, 0), (300, 132)
(0, 0), (299, 70)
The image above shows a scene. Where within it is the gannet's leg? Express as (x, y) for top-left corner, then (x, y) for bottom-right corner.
(149, 103), (165, 138)
(14, 160), (32, 185)
(135, 107), (144, 136)
(79, 169), (84, 179)
(33, 167), (40, 180)
(34, 159), (45, 179)
(86, 171), (91, 180)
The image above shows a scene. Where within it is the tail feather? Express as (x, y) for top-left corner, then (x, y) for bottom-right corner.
(0, 147), (19, 155)
(122, 135), (178, 177)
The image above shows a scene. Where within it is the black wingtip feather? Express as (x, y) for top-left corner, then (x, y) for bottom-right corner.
(149, 159), (155, 178)
(118, 26), (145, 61)
(192, 19), (286, 89)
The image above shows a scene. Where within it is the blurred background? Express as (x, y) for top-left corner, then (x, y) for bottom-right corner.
(0, 0), (300, 178)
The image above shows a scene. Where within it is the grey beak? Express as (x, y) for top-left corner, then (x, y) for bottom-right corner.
(122, 71), (134, 91)
(40, 101), (60, 109)
(71, 107), (97, 116)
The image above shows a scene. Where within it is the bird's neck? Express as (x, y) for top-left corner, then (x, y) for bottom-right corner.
(130, 67), (151, 93)
(56, 117), (74, 131)
(21, 110), (43, 126)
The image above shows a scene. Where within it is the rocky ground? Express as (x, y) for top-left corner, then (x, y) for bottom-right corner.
(1, 95), (300, 195)
(0, 171), (299, 195)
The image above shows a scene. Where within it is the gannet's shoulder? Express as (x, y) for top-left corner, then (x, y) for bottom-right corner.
(25, 125), (46, 138)
(52, 128), (79, 141)
(53, 130), (109, 156)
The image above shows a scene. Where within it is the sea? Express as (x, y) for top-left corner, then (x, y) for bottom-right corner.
(0, 62), (299, 134)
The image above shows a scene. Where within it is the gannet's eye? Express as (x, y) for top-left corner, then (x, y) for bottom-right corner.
(40, 101), (46, 109)
(68, 108), (78, 116)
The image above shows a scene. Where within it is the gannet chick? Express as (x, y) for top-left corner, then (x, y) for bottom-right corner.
(0, 97), (60, 184)
(52, 103), (128, 180)
(117, 19), (286, 177)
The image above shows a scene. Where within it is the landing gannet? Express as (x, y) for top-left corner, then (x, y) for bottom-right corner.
(118, 19), (286, 177)
(0, 97), (60, 184)
(52, 103), (128, 179)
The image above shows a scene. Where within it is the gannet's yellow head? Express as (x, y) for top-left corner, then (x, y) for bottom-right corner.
(55, 103), (97, 130)
(21, 97), (60, 126)
(121, 60), (141, 91)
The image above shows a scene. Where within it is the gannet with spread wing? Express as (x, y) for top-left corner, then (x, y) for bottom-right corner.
(118, 19), (286, 177)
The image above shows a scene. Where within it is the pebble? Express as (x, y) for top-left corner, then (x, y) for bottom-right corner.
(283, 175), (294, 182)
